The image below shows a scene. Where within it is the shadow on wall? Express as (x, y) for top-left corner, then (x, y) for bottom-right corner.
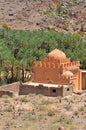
(0, 91), (13, 97)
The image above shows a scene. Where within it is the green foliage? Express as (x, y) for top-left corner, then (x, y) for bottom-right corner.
(47, 109), (55, 116)
(78, 106), (84, 112)
(0, 27), (86, 85)
(48, 123), (58, 130)
(43, 10), (54, 16)
(56, 4), (64, 14)
(20, 96), (28, 102)
(4, 107), (12, 112)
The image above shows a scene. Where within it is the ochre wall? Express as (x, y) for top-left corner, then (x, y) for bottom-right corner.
(70, 69), (82, 91)
(31, 49), (82, 92)
(82, 72), (86, 90)
(32, 66), (70, 84)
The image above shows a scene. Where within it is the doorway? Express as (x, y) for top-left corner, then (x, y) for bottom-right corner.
(82, 72), (86, 90)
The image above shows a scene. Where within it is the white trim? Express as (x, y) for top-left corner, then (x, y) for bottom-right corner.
(81, 70), (86, 73)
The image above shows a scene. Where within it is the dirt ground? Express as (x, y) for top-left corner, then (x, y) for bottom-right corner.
(0, 93), (86, 130)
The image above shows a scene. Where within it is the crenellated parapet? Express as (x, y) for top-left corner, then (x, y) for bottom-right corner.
(33, 61), (61, 68)
(61, 61), (80, 69)
(59, 58), (70, 63)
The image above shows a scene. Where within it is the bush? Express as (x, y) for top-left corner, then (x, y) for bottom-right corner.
(20, 96), (28, 102)
(4, 107), (12, 112)
(78, 106), (84, 111)
(47, 109), (55, 116)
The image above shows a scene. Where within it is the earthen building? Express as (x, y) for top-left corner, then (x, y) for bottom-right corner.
(32, 49), (82, 92)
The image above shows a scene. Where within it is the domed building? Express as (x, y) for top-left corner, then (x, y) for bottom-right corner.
(32, 49), (82, 92)
(48, 49), (66, 60)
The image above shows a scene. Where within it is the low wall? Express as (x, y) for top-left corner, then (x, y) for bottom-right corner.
(0, 82), (20, 94)
(0, 91), (13, 97)
(19, 83), (73, 97)
(62, 85), (73, 97)
(0, 82), (73, 97)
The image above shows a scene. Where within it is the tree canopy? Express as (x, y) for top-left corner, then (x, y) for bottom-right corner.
(0, 28), (86, 85)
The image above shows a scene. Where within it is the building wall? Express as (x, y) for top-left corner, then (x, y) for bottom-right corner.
(19, 84), (35, 95)
(32, 65), (70, 85)
(82, 72), (86, 90)
(32, 56), (81, 91)
(19, 83), (73, 97)
(62, 85), (73, 97)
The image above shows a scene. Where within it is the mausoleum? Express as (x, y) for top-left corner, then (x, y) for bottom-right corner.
(32, 49), (82, 92)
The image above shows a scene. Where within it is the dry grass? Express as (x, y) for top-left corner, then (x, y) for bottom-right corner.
(0, 93), (86, 130)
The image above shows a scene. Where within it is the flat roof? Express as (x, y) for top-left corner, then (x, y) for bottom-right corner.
(81, 70), (86, 73)
(23, 82), (70, 88)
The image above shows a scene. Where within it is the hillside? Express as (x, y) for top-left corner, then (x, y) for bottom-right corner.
(0, 0), (86, 39)
(0, 1), (86, 130)
(0, 93), (86, 130)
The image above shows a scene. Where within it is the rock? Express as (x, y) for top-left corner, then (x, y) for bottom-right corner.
(64, 104), (71, 111)
(80, 24), (86, 32)
(84, 104), (86, 107)
(58, 126), (65, 130)
(9, 13), (14, 16)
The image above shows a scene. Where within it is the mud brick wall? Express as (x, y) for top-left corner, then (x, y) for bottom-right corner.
(82, 72), (86, 90)
(19, 84), (63, 97)
(62, 85), (73, 97)
(19, 83), (73, 97)
(19, 84), (35, 95)
(48, 87), (63, 97)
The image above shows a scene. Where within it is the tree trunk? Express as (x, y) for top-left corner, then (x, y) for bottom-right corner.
(11, 65), (14, 82)
(21, 67), (24, 82)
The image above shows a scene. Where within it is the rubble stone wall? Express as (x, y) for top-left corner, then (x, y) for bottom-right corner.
(0, 82), (20, 94)
(0, 91), (13, 97)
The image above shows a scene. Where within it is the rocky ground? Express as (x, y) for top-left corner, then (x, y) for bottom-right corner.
(0, 1), (86, 129)
(0, 93), (86, 130)
(0, 0), (86, 39)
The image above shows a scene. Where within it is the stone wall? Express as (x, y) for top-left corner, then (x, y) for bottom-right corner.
(0, 82), (20, 94)
(19, 84), (35, 95)
(0, 91), (13, 97)
(62, 85), (73, 97)
(0, 82), (73, 97)
(19, 83), (73, 97)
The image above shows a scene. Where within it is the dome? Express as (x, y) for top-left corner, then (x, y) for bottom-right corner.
(62, 71), (73, 77)
(48, 49), (66, 60)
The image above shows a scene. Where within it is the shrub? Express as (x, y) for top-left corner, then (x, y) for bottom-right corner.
(4, 107), (12, 112)
(2, 95), (10, 99)
(48, 123), (58, 130)
(78, 106), (84, 112)
(47, 109), (55, 116)
(20, 96), (28, 102)
(56, 4), (63, 14)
